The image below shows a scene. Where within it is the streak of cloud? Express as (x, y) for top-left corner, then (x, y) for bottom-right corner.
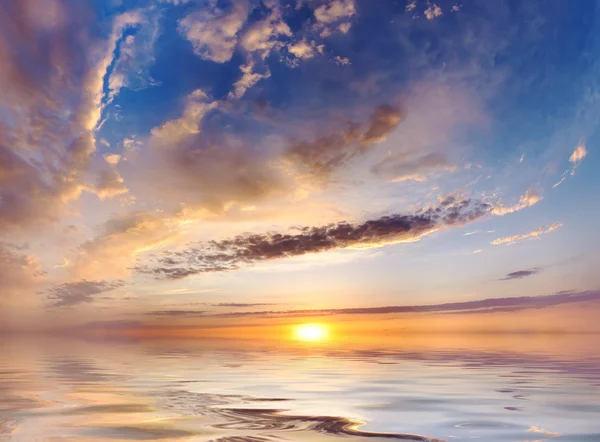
(491, 223), (562, 246)
(492, 188), (542, 216)
(200, 290), (600, 318)
(500, 268), (541, 280)
(136, 197), (491, 279)
(46, 280), (125, 308)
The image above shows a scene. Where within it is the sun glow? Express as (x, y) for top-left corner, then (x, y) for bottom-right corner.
(293, 323), (329, 342)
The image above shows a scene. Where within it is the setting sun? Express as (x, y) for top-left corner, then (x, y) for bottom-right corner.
(293, 323), (329, 342)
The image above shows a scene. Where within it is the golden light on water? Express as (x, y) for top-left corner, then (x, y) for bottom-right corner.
(293, 323), (329, 342)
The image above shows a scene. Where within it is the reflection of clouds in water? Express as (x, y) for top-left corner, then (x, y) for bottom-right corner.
(157, 390), (442, 441)
(0, 337), (598, 441)
(47, 358), (123, 384)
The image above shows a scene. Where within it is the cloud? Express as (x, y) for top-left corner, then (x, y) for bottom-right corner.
(0, 4), (153, 233)
(131, 89), (287, 212)
(334, 56), (350, 65)
(210, 303), (276, 307)
(0, 243), (45, 303)
(238, 3), (291, 58)
(492, 188), (542, 216)
(178, 0), (249, 63)
(69, 212), (182, 279)
(46, 280), (125, 308)
(500, 268), (541, 281)
(91, 156), (128, 200)
(284, 104), (403, 179)
(372, 152), (455, 182)
(424, 4), (443, 20)
(106, 11), (161, 102)
(569, 143), (587, 166)
(228, 59), (271, 99)
(287, 40), (324, 60)
(491, 222), (562, 246)
(313, 0), (356, 37)
(145, 310), (207, 317)
(202, 290), (600, 318)
(360, 105), (404, 146)
(137, 197), (491, 279)
(553, 143), (588, 188)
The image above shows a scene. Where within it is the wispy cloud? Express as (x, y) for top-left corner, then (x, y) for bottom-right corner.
(553, 143), (588, 188)
(500, 268), (542, 280)
(492, 188), (542, 216)
(46, 280), (125, 308)
(491, 223), (562, 246)
(203, 290), (600, 318)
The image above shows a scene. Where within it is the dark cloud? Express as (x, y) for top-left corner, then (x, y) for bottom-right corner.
(206, 290), (600, 318)
(359, 104), (403, 146)
(285, 104), (402, 179)
(137, 198), (491, 279)
(500, 268), (541, 281)
(46, 280), (125, 308)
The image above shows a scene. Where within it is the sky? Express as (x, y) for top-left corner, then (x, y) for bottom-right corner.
(1, 0), (600, 335)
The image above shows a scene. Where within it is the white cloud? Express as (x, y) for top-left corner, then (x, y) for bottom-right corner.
(491, 222), (562, 246)
(179, 0), (249, 63)
(239, 6), (291, 59)
(553, 142), (588, 188)
(228, 59), (271, 99)
(424, 4), (443, 20)
(492, 188), (542, 216)
(313, 0), (356, 37)
(288, 40), (324, 59)
(314, 0), (356, 24)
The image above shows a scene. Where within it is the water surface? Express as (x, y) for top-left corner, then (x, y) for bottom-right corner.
(1, 335), (599, 441)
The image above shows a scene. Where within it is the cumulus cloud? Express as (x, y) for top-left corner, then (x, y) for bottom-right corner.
(132, 89), (286, 212)
(491, 222), (562, 246)
(137, 197), (491, 279)
(229, 59), (271, 99)
(239, 4), (291, 58)
(287, 40), (324, 59)
(334, 55), (350, 65)
(424, 4), (443, 20)
(492, 188), (542, 216)
(92, 167), (128, 200)
(179, 0), (249, 63)
(0, 2), (149, 233)
(313, 0), (356, 37)
(372, 152), (455, 182)
(500, 268), (541, 280)
(46, 280), (125, 308)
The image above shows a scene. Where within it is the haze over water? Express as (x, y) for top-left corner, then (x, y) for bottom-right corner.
(2, 334), (599, 442)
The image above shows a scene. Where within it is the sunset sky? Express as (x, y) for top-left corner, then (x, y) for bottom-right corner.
(1, 0), (599, 335)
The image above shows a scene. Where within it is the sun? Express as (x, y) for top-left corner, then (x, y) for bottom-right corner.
(293, 323), (329, 342)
